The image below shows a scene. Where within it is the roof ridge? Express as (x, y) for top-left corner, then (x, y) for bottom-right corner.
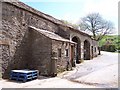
(29, 26), (76, 44)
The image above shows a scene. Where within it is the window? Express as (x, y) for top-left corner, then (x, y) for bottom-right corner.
(95, 47), (96, 52)
(58, 49), (61, 57)
(65, 49), (69, 57)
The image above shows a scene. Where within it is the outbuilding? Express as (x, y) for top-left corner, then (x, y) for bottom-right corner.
(28, 26), (76, 76)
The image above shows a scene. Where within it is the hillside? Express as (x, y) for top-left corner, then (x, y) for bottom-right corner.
(99, 35), (120, 50)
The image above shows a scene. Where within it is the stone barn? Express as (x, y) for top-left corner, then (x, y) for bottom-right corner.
(28, 26), (76, 76)
(0, 0), (99, 79)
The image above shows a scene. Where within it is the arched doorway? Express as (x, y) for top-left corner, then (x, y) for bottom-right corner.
(72, 36), (81, 63)
(84, 40), (90, 60)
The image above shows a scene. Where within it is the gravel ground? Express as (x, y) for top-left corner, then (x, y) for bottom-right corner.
(0, 51), (118, 88)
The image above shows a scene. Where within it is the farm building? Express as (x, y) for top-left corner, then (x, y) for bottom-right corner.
(0, 0), (99, 79)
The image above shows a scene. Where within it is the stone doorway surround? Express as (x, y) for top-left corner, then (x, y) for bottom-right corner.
(72, 36), (81, 63)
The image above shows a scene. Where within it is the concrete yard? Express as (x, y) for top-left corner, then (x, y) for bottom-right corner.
(0, 51), (118, 88)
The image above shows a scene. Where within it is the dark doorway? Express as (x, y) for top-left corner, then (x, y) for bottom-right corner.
(91, 46), (94, 58)
(70, 45), (75, 67)
(84, 40), (90, 60)
(72, 36), (81, 63)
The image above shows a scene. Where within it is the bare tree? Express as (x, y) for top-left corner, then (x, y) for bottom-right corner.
(79, 13), (115, 41)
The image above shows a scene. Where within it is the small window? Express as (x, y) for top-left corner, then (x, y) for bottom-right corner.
(65, 49), (69, 57)
(58, 49), (61, 57)
(95, 47), (96, 52)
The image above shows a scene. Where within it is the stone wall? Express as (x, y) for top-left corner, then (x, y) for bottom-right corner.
(0, 45), (2, 78)
(2, 29), (30, 79)
(92, 40), (99, 57)
(56, 26), (70, 39)
(29, 28), (52, 76)
(1, 1), (99, 78)
(0, 44), (10, 78)
(1, 2), (67, 78)
(52, 40), (71, 73)
(2, 2), (70, 59)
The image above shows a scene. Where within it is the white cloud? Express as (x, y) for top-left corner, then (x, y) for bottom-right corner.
(21, 0), (118, 34)
(59, 13), (80, 24)
(81, 0), (118, 34)
(62, 0), (119, 34)
(82, 0), (118, 18)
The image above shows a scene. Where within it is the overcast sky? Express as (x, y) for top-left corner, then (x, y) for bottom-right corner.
(20, 0), (119, 35)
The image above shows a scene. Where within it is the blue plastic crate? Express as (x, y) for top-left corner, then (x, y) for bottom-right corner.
(10, 70), (39, 82)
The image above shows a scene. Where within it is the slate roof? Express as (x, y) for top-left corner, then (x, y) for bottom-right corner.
(29, 26), (76, 44)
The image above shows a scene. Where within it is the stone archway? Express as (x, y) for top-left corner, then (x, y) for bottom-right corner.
(84, 40), (90, 60)
(72, 36), (81, 63)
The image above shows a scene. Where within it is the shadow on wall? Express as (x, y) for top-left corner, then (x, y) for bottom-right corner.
(2, 29), (32, 79)
(56, 26), (70, 40)
(72, 36), (81, 64)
